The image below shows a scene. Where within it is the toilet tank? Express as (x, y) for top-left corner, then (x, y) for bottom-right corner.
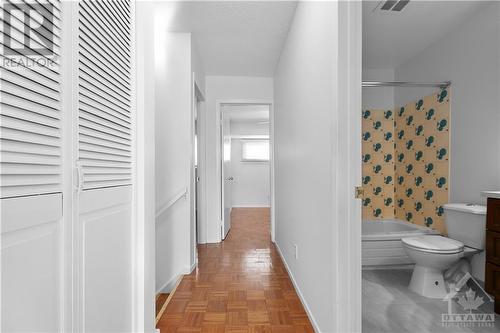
(443, 203), (487, 249)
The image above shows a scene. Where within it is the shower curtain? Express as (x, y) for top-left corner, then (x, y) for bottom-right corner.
(362, 88), (450, 233)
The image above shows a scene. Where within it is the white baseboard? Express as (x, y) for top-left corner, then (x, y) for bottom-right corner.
(157, 271), (182, 294)
(187, 258), (197, 274)
(158, 258), (198, 294)
(232, 205), (271, 208)
(275, 243), (321, 333)
(204, 237), (221, 244)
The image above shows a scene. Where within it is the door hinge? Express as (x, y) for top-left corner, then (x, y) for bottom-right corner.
(354, 186), (365, 199)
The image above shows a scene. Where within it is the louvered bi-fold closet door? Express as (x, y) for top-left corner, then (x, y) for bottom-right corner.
(1, 1), (64, 332)
(0, 0), (62, 198)
(75, 1), (134, 332)
(78, 0), (132, 190)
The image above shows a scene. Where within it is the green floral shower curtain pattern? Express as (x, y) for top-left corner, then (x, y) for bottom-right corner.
(362, 109), (396, 220)
(362, 88), (450, 234)
(395, 89), (450, 233)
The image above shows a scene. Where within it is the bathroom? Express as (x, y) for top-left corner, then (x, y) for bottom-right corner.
(361, 1), (500, 332)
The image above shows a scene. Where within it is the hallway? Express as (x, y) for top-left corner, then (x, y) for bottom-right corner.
(156, 208), (314, 332)
(1, 2), (361, 331)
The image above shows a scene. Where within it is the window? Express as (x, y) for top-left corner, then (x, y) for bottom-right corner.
(241, 140), (269, 162)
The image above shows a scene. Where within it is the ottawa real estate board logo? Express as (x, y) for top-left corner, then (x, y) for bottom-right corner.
(2, 2), (57, 69)
(441, 272), (495, 328)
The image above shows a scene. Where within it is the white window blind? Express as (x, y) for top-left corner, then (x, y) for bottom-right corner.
(77, 0), (132, 190)
(0, 0), (62, 199)
(241, 140), (269, 162)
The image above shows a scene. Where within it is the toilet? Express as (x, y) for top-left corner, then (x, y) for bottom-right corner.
(401, 203), (487, 299)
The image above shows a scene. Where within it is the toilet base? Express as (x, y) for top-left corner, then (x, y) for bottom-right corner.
(409, 264), (447, 299)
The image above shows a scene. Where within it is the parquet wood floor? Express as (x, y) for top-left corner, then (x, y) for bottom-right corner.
(156, 208), (315, 333)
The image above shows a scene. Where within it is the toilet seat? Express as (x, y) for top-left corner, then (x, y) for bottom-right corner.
(402, 235), (464, 254)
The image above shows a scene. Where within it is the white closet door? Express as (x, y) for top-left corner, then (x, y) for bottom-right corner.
(1, 1), (64, 332)
(77, 0), (132, 191)
(75, 1), (134, 332)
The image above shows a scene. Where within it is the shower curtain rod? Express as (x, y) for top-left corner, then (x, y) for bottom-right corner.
(362, 81), (451, 88)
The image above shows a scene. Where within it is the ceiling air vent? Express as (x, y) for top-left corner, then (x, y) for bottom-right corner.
(377, 0), (410, 12)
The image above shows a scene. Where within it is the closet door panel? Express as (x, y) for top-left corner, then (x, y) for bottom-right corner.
(1, 195), (62, 333)
(1, 1), (63, 332)
(79, 187), (132, 332)
(77, 0), (132, 192)
(75, 1), (134, 332)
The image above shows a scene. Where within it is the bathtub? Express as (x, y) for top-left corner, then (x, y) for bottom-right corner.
(362, 219), (439, 267)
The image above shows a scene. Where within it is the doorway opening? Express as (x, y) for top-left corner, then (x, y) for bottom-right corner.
(218, 102), (274, 242)
(192, 82), (205, 266)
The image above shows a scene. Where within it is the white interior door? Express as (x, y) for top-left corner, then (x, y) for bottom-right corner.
(74, 1), (134, 331)
(1, 1), (64, 331)
(221, 112), (232, 239)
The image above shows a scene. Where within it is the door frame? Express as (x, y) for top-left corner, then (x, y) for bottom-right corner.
(191, 78), (205, 270)
(336, 1), (362, 332)
(133, 2), (156, 332)
(216, 99), (275, 242)
(220, 112), (232, 239)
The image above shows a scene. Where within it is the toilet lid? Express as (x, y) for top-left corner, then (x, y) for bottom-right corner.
(402, 235), (464, 254)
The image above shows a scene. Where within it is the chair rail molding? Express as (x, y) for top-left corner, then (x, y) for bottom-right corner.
(155, 187), (188, 220)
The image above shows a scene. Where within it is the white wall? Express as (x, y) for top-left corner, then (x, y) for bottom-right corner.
(154, 32), (201, 292)
(202, 76), (273, 243)
(191, 40), (206, 97)
(393, 2), (500, 282)
(395, 2), (500, 206)
(274, 2), (341, 331)
(362, 68), (395, 110)
(230, 121), (270, 207)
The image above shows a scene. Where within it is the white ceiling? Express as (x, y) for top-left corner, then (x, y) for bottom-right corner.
(223, 105), (269, 122)
(363, 0), (488, 70)
(156, 1), (297, 76)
